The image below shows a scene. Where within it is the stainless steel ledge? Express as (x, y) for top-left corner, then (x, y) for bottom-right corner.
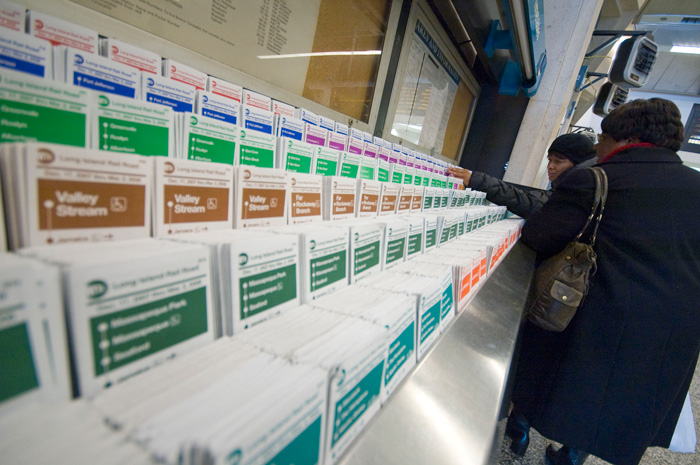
(337, 241), (535, 465)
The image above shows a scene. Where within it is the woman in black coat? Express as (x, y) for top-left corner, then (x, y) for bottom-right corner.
(512, 98), (700, 465)
(449, 133), (596, 219)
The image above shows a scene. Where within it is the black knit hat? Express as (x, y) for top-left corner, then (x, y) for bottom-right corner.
(548, 133), (596, 164)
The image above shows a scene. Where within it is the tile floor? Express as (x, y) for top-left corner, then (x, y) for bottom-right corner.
(498, 360), (700, 464)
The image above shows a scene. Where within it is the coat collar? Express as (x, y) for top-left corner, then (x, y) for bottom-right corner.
(599, 145), (683, 165)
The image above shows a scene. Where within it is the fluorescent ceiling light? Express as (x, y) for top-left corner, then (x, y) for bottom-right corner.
(670, 45), (700, 55)
(258, 50), (381, 59)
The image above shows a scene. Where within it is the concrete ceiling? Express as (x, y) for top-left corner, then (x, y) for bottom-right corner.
(634, 0), (700, 94)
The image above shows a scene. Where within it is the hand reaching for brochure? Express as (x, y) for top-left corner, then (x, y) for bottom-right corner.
(448, 167), (472, 186)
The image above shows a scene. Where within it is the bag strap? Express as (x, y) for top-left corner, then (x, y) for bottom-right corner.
(574, 167), (608, 245)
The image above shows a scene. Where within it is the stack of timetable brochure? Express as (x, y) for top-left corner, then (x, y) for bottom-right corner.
(152, 157), (234, 237)
(236, 306), (389, 465)
(90, 339), (328, 465)
(0, 401), (151, 464)
(0, 254), (71, 410)
(271, 224), (349, 303)
(0, 69), (90, 147)
(0, 143), (152, 250)
(17, 238), (216, 398)
(167, 230), (301, 336)
(175, 112), (237, 164)
(92, 92), (175, 157)
(358, 272), (445, 360)
(310, 285), (418, 402)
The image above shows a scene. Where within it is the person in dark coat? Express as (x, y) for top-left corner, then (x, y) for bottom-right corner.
(512, 98), (700, 465)
(448, 133), (596, 218)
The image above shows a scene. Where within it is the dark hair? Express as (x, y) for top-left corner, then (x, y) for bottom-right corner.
(600, 98), (684, 151)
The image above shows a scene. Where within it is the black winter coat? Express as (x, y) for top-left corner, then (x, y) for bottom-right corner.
(514, 146), (700, 464)
(467, 160), (595, 219)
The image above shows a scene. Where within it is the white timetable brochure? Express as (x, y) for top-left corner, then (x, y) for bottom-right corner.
(278, 137), (315, 174)
(378, 183), (400, 217)
(343, 219), (385, 283)
(162, 58), (207, 90)
(179, 112), (237, 164)
(153, 157), (233, 237)
(304, 123), (328, 147)
(296, 107), (318, 126)
(242, 89), (272, 111)
(0, 254), (70, 410)
(272, 99), (295, 117)
(359, 272), (442, 360)
(100, 37), (161, 75)
(287, 171), (323, 225)
(310, 285), (417, 401)
(0, 1), (25, 32)
(327, 131), (346, 152)
(356, 179), (381, 218)
(401, 215), (425, 259)
(55, 46), (140, 99)
(195, 90), (240, 126)
(1, 143), (152, 249)
(92, 92), (174, 157)
(273, 224), (349, 302)
(242, 104), (275, 135)
(390, 261), (456, 329)
(0, 68), (90, 146)
(22, 238), (215, 398)
(275, 114), (304, 141)
(0, 28), (51, 78)
(323, 176), (356, 221)
(234, 165), (289, 228)
(313, 146), (341, 177)
(141, 73), (195, 113)
(235, 127), (277, 168)
(373, 217), (408, 269)
(334, 121), (349, 136)
(396, 185), (414, 214)
(27, 10), (98, 54)
(207, 76), (242, 102)
(229, 231), (301, 333)
(318, 115), (335, 132)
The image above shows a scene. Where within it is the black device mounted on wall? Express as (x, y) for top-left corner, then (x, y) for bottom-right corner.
(593, 82), (629, 116)
(609, 36), (658, 88)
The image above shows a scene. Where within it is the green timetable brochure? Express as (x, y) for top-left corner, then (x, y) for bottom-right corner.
(0, 69), (90, 147)
(235, 127), (276, 168)
(179, 112), (237, 164)
(0, 255), (70, 409)
(93, 93), (174, 157)
(24, 238), (215, 398)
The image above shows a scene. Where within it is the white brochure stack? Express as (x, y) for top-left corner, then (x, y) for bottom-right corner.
(402, 215), (426, 259)
(18, 238), (216, 398)
(372, 217), (408, 270)
(90, 338), (328, 465)
(0, 143), (152, 250)
(234, 165), (289, 228)
(323, 176), (356, 221)
(333, 219), (385, 283)
(168, 230), (301, 336)
(311, 285), (417, 401)
(0, 28), (52, 78)
(0, 254), (71, 410)
(389, 261), (456, 331)
(358, 272), (443, 360)
(236, 305), (389, 465)
(287, 172), (323, 225)
(0, 401), (151, 465)
(272, 224), (349, 303)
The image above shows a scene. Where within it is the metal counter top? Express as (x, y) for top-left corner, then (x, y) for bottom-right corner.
(337, 241), (535, 465)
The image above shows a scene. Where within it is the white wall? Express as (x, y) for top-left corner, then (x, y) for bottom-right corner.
(575, 91), (700, 170)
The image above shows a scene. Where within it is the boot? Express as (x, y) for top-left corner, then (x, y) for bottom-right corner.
(545, 444), (590, 465)
(505, 410), (530, 456)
